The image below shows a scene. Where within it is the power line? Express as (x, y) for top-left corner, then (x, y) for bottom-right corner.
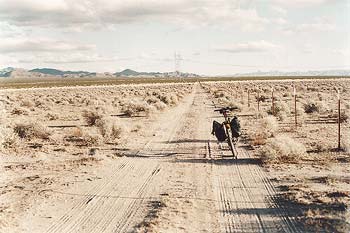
(115, 56), (350, 70)
(174, 52), (182, 74)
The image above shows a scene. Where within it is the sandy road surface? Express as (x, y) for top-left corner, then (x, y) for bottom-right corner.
(17, 83), (303, 233)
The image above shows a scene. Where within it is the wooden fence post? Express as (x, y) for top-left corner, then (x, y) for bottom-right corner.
(248, 89), (250, 107)
(257, 89), (260, 111)
(338, 89), (341, 150)
(271, 87), (275, 116)
(293, 85), (297, 128)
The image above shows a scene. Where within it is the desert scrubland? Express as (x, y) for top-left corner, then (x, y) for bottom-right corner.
(0, 79), (349, 232)
(203, 79), (350, 232)
(0, 83), (193, 232)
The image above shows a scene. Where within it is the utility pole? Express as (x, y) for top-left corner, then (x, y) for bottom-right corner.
(174, 52), (182, 79)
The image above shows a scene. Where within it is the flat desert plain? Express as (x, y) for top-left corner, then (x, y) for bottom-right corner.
(0, 79), (349, 233)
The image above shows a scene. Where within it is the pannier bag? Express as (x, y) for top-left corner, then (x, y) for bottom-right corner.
(230, 116), (241, 138)
(212, 120), (227, 142)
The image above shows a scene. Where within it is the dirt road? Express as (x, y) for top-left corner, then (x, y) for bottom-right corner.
(17, 83), (303, 232)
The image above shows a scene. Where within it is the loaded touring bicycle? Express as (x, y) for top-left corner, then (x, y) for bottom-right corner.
(212, 107), (241, 159)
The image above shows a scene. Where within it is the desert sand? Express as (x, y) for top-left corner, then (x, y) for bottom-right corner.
(0, 80), (349, 232)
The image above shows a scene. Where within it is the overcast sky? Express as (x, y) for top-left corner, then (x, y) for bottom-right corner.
(0, 0), (349, 75)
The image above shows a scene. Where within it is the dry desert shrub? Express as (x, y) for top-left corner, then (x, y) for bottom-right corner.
(255, 111), (268, 119)
(153, 101), (167, 111)
(282, 92), (290, 97)
(83, 110), (103, 126)
(257, 135), (306, 164)
(225, 99), (243, 111)
(80, 132), (102, 146)
(328, 111), (349, 123)
(121, 100), (152, 117)
(96, 117), (123, 142)
(46, 112), (59, 121)
(145, 96), (160, 105)
(144, 96), (167, 110)
(213, 90), (226, 98)
(260, 116), (279, 137)
(268, 101), (290, 121)
(0, 126), (19, 150)
(66, 127), (102, 146)
(257, 95), (267, 102)
(13, 122), (51, 140)
(11, 106), (29, 115)
(159, 93), (179, 105)
(345, 103), (350, 110)
(249, 116), (279, 146)
(304, 101), (329, 114)
(342, 131), (350, 152)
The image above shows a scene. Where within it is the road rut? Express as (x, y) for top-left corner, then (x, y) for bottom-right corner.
(24, 83), (302, 233)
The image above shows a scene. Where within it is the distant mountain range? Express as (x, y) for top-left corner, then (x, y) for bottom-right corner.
(114, 69), (162, 76)
(29, 68), (96, 76)
(1, 67), (350, 79)
(0, 67), (199, 78)
(0, 67), (15, 77)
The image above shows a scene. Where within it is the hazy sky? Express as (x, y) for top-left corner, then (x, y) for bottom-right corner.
(0, 0), (349, 75)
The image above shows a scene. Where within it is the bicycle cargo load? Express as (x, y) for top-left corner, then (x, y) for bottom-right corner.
(230, 116), (241, 138)
(212, 120), (227, 142)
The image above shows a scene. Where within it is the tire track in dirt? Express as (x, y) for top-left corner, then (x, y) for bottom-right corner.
(46, 159), (133, 233)
(236, 147), (302, 232)
(207, 86), (303, 233)
(36, 83), (303, 233)
(44, 84), (199, 233)
(157, 84), (301, 233)
(140, 88), (221, 232)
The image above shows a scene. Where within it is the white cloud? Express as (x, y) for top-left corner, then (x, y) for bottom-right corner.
(0, 36), (116, 65)
(270, 5), (287, 15)
(0, 22), (26, 37)
(18, 53), (116, 64)
(282, 16), (337, 35)
(271, 0), (334, 8)
(330, 49), (347, 56)
(283, 20), (336, 34)
(0, 0), (269, 30)
(271, 17), (288, 25)
(213, 40), (280, 53)
(0, 38), (95, 53)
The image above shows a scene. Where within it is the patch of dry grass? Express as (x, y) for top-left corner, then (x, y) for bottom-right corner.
(249, 116), (279, 146)
(257, 135), (306, 164)
(0, 126), (19, 150)
(304, 101), (329, 114)
(268, 101), (290, 121)
(82, 110), (103, 126)
(13, 122), (51, 140)
(278, 186), (350, 233)
(121, 100), (153, 117)
(96, 117), (123, 142)
(65, 127), (102, 146)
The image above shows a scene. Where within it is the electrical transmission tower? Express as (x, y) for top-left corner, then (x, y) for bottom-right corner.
(174, 52), (182, 78)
